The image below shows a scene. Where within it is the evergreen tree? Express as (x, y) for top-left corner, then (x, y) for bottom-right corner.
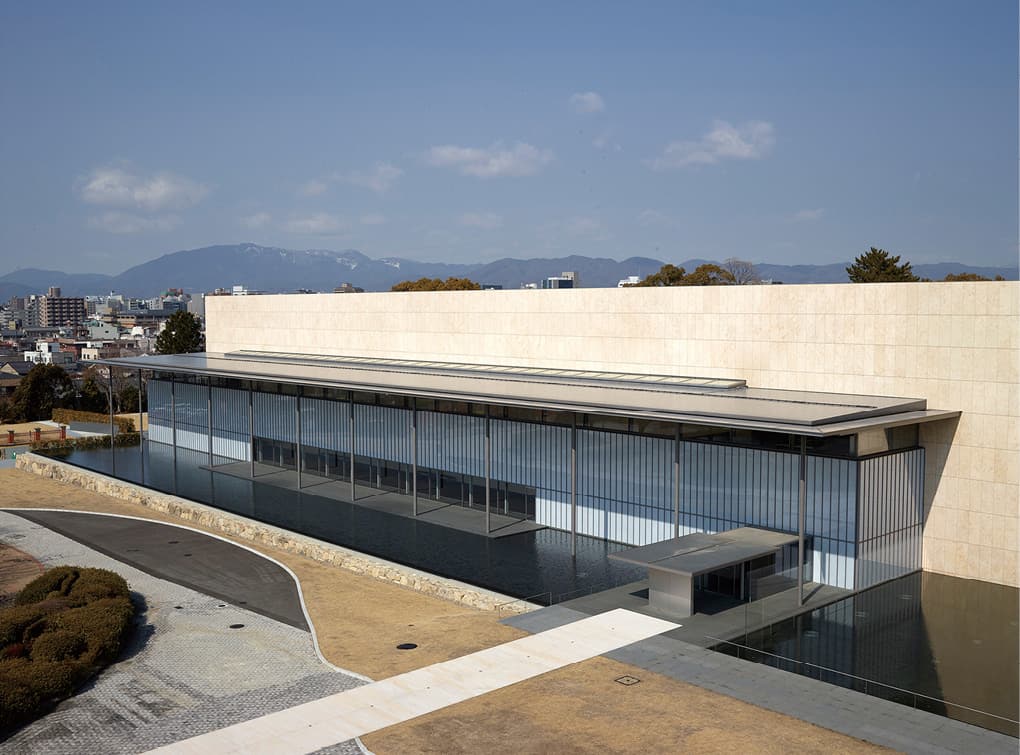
(8, 364), (75, 422)
(155, 311), (205, 354)
(391, 277), (482, 291)
(632, 263), (736, 287)
(846, 248), (919, 283)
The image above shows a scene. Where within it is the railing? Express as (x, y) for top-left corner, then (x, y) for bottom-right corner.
(706, 635), (1019, 734)
(2, 427), (69, 447)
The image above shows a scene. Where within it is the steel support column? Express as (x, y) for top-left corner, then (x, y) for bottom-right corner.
(295, 387), (303, 490)
(108, 366), (116, 475)
(570, 414), (577, 557)
(248, 384), (255, 479)
(411, 405), (418, 516)
(673, 424), (681, 538)
(798, 435), (807, 606)
(138, 370), (144, 479)
(206, 377), (213, 467)
(484, 407), (491, 534)
(349, 395), (355, 501)
(170, 374), (177, 492)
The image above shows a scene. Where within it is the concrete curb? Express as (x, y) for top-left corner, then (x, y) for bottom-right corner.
(15, 453), (539, 616)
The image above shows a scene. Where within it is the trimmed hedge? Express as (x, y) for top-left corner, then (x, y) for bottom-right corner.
(0, 566), (136, 733)
(51, 408), (135, 432)
(30, 432), (141, 455)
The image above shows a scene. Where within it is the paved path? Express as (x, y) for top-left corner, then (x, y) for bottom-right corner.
(505, 605), (1019, 755)
(9, 509), (308, 629)
(0, 511), (364, 754)
(150, 608), (679, 754)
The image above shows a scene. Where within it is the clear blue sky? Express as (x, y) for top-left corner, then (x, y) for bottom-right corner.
(0, 0), (1016, 274)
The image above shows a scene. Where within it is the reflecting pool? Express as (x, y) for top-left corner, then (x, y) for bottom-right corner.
(41, 443), (646, 605)
(712, 570), (1019, 736)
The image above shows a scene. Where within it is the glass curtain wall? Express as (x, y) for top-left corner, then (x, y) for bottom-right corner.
(146, 374), (924, 591)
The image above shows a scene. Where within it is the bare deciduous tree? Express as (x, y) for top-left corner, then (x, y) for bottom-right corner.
(722, 258), (761, 285)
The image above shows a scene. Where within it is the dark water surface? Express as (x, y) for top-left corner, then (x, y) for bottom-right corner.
(41, 443), (645, 605)
(713, 570), (1019, 736)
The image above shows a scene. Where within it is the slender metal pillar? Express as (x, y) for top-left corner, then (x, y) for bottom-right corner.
(295, 388), (303, 490)
(206, 377), (213, 467)
(248, 384), (255, 479)
(349, 395), (355, 501)
(170, 374), (177, 492)
(484, 406), (491, 534)
(570, 414), (577, 557)
(673, 424), (681, 538)
(411, 405), (418, 516)
(138, 370), (144, 479)
(798, 435), (807, 606)
(108, 366), (116, 475)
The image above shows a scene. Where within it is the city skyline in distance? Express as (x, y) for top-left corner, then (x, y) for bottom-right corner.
(0, 2), (1016, 274)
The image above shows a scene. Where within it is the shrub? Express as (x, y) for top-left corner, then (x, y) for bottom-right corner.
(51, 408), (135, 432)
(14, 566), (79, 605)
(0, 603), (45, 646)
(54, 597), (134, 666)
(30, 629), (87, 663)
(0, 565), (136, 734)
(31, 432), (141, 454)
(16, 566), (128, 607)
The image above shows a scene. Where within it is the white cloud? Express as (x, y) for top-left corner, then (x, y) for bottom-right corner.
(240, 212), (271, 229)
(360, 213), (387, 226)
(426, 142), (553, 178)
(791, 208), (825, 222)
(459, 212), (503, 229)
(569, 91), (606, 114)
(564, 215), (608, 240)
(299, 179), (329, 197)
(637, 209), (675, 227)
(282, 213), (347, 235)
(649, 120), (775, 170)
(88, 211), (180, 234)
(342, 162), (402, 193)
(79, 165), (208, 211)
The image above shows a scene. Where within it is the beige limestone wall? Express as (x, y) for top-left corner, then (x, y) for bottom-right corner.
(206, 282), (1020, 587)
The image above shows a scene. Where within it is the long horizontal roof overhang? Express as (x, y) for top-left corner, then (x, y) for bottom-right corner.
(98, 352), (960, 437)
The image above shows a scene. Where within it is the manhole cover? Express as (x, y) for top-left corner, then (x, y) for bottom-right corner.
(396, 643), (418, 650)
(183, 553), (192, 557)
(217, 604), (227, 608)
(174, 605), (183, 610)
(125, 548), (140, 553)
(615, 675), (641, 686)
(229, 624), (245, 629)
(167, 540), (179, 545)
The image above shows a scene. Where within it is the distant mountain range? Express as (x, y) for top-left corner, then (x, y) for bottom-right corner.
(1, 243), (1016, 299)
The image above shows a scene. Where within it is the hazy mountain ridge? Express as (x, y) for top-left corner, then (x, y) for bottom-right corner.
(1, 244), (1016, 298)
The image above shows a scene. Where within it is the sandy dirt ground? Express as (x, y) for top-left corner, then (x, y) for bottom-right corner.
(0, 542), (44, 605)
(0, 468), (890, 753)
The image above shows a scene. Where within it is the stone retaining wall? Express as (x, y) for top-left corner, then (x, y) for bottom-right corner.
(15, 453), (537, 615)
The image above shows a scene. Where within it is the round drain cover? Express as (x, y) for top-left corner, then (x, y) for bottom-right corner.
(229, 624), (245, 629)
(167, 540), (179, 544)
(396, 643), (418, 650)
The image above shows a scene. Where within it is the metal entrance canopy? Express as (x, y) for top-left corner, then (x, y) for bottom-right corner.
(609, 527), (799, 617)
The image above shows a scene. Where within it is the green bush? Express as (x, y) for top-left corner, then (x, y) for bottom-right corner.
(0, 604), (45, 646)
(31, 432), (141, 455)
(30, 629), (87, 663)
(51, 408), (135, 432)
(0, 565), (136, 733)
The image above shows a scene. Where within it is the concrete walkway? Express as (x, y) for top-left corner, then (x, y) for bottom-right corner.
(0, 511), (365, 754)
(149, 609), (679, 754)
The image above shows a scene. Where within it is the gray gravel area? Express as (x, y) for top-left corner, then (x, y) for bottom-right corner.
(0, 511), (366, 754)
